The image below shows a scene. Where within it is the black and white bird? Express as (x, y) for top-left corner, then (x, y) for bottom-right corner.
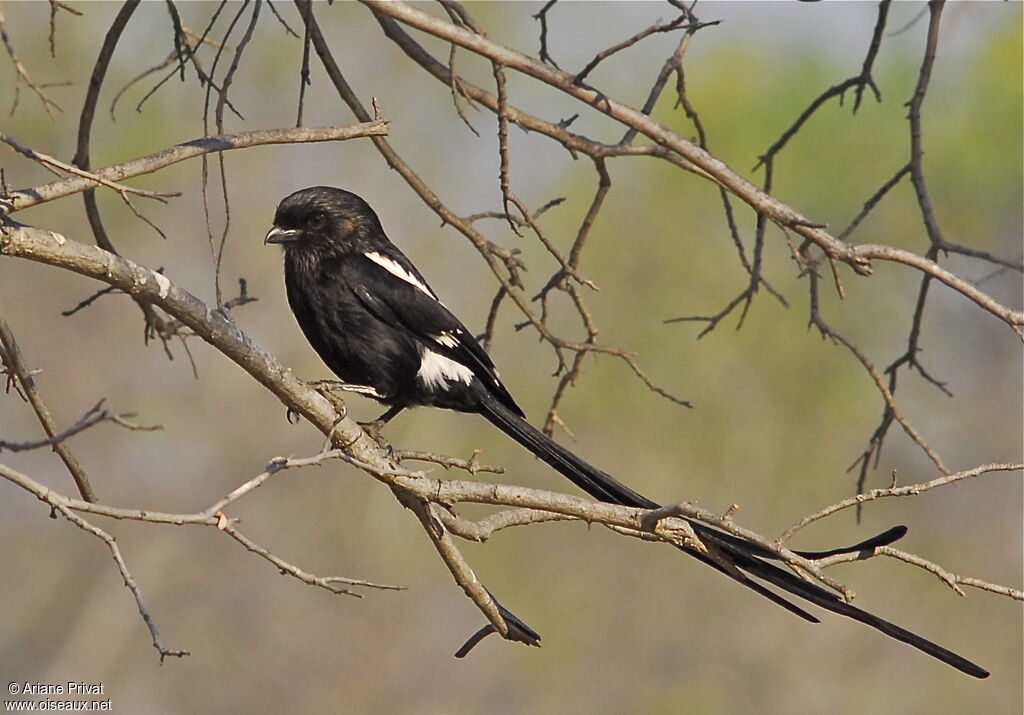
(265, 185), (987, 678)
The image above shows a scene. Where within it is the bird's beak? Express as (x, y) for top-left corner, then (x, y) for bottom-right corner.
(265, 226), (300, 245)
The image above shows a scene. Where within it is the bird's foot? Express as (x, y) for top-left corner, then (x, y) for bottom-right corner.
(357, 417), (390, 446)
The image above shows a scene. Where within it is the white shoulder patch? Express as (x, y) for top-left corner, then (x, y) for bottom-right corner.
(365, 251), (435, 299)
(417, 348), (473, 390)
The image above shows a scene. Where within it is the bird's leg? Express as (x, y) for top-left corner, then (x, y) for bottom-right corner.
(372, 404), (405, 425)
(358, 404), (405, 446)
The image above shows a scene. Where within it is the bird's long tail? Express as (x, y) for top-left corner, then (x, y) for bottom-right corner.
(477, 392), (989, 678)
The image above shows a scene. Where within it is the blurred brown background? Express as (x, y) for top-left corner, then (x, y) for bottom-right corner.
(1, 2), (1020, 713)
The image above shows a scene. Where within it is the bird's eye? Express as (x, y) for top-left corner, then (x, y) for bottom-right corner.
(307, 212), (327, 230)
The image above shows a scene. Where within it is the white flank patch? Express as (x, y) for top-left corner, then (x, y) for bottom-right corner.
(417, 349), (473, 390)
(365, 251), (435, 299)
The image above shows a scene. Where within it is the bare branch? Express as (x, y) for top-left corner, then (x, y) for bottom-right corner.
(47, 1), (83, 57)
(573, 12), (703, 86)
(0, 399), (162, 453)
(807, 266), (948, 476)
(0, 7), (68, 116)
(853, 243), (1023, 336)
(0, 314), (98, 502)
(221, 523), (402, 597)
(435, 506), (575, 542)
(55, 502), (189, 661)
(0, 454), (403, 598)
(364, 1), (1021, 337)
(532, 0), (560, 68)
(778, 463), (1023, 543)
(1, 133), (180, 202)
(4, 122), (389, 213)
(0, 460), (188, 660)
(391, 448), (506, 475)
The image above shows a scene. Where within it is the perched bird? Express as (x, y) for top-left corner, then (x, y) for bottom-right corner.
(266, 185), (987, 677)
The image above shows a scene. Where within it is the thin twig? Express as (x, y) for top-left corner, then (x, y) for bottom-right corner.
(1, 133), (179, 202)
(0, 315), (98, 502)
(50, 501), (190, 661)
(777, 463), (1022, 542)
(573, 12), (702, 86)
(392, 448), (505, 475)
(5, 122), (389, 213)
(0, 7), (68, 116)
(0, 399), (162, 452)
(435, 506), (575, 542)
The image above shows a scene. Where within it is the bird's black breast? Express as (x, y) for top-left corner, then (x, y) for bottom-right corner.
(283, 251), (421, 404)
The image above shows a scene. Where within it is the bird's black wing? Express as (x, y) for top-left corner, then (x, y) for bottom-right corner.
(338, 253), (828, 619)
(338, 250), (524, 416)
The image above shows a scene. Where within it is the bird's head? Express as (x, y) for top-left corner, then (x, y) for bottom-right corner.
(265, 186), (384, 253)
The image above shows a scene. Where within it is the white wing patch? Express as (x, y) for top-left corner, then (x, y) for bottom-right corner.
(365, 251), (435, 299)
(417, 348), (473, 390)
(434, 330), (460, 348)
